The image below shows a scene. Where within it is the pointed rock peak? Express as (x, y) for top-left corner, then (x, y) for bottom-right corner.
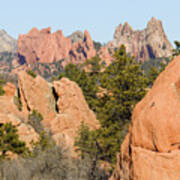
(55, 29), (64, 37)
(123, 21), (132, 29)
(147, 17), (162, 28)
(68, 30), (84, 43)
(122, 21), (133, 32)
(28, 27), (39, 35)
(83, 30), (92, 42)
(40, 27), (51, 34)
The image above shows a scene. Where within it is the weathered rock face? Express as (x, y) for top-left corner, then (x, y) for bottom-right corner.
(17, 28), (97, 67)
(17, 71), (99, 150)
(51, 78), (99, 148)
(17, 27), (72, 64)
(110, 55), (180, 180)
(108, 17), (173, 61)
(63, 30), (97, 67)
(0, 82), (39, 148)
(68, 30), (84, 43)
(0, 29), (17, 53)
(18, 71), (56, 124)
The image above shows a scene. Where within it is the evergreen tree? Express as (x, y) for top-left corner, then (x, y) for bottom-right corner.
(146, 66), (159, 87)
(93, 45), (148, 163)
(172, 40), (180, 57)
(57, 63), (99, 111)
(0, 123), (27, 158)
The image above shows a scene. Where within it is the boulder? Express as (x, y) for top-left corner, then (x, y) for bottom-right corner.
(110, 55), (180, 180)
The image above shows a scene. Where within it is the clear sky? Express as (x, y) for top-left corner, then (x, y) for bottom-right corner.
(0, 0), (179, 44)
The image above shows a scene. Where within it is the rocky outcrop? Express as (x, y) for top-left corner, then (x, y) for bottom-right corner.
(0, 82), (39, 148)
(108, 17), (173, 61)
(0, 70), (99, 154)
(110, 55), (180, 180)
(0, 29), (17, 53)
(68, 30), (84, 43)
(17, 28), (97, 67)
(17, 71), (99, 150)
(51, 78), (99, 148)
(17, 27), (72, 64)
(18, 71), (56, 124)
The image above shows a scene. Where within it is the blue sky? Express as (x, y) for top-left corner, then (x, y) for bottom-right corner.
(0, 0), (179, 44)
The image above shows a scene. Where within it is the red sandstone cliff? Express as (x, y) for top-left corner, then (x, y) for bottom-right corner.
(110, 55), (180, 180)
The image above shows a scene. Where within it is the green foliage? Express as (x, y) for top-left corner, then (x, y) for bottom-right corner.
(94, 45), (148, 164)
(146, 66), (160, 87)
(0, 77), (5, 96)
(145, 60), (170, 87)
(27, 70), (37, 78)
(75, 45), (149, 166)
(75, 122), (100, 159)
(0, 123), (27, 159)
(141, 57), (170, 74)
(30, 131), (55, 157)
(93, 41), (102, 52)
(14, 96), (22, 111)
(172, 40), (180, 57)
(0, 86), (5, 96)
(28, 110), (43, 134)
(57, 62), (100, 111)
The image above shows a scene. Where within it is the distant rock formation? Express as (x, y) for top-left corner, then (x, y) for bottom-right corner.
(68, 30), (84, 43)
(107, 17), (173, 61)
(110, 55), (180, 180)
(16, 27), (97, 67)
(0, 29), (17, 53)
(8, 17), (173, 76)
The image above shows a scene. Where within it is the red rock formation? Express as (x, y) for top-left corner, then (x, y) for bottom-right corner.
(98, 46), (113, 66)
(18, 71), (56, 123)
(0, 82), (39, 148)
(17, 28), (97, 67)
(17, 27), (72, 64)
(17, 71), (99, 152)
(108, 17), (173, 61)
(110, 55), (180, 180)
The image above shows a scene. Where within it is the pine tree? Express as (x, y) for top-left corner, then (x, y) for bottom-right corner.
(57, 63), (99, 111)
(172, 41), (180, 57)
(95, 45), (148, 164)
(0, 123), (27, 158)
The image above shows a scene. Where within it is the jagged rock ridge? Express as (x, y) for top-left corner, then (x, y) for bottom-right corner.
(107, 17), (173, 61)
(16, 27), (97, 67)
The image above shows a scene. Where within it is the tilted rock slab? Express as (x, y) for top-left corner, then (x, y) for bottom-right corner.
(110, 55), (180, 180)
(51, 78), (99, 148)
(0, 82), (39, 149)
(18, 71), (99, 151)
